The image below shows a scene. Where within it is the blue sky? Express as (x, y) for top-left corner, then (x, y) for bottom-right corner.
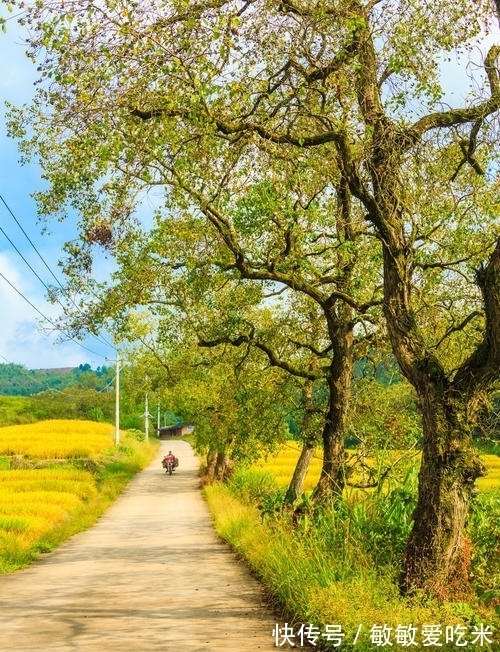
(0, 10), (116, 369)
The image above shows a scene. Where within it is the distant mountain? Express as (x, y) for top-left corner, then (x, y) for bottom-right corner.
(0, 363), (114, 396)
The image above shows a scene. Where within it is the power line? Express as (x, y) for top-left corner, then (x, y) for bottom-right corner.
(0, 193), (64, 290)
(0, 191), (114, 350)
(0, 269), (108, 360)
(0, 222), (54, 296)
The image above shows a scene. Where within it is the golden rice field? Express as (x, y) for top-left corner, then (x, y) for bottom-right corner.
(256, 442), (500, 492)
(0, 420), (117, 572)
(0, 419), (116, 459)
(0, 468), (98, 559)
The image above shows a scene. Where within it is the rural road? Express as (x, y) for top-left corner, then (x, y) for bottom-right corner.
(0, 440), (285, 651)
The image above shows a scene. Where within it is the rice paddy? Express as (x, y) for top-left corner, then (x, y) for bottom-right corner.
(0, 419), (158, 573)
(0, 468), (97, 558)
(255, 441), (500, 492)
(0, 419), (116, 458)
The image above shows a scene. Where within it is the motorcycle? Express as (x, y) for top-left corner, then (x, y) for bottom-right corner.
(162, 456), (179, 475)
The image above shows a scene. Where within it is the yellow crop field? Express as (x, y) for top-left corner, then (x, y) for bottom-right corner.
(256, 442), (500, 492)
(0, 419), (160, 573)
(256, 442), (322, 491)
(0, 467), (98, 565)
(0, 419), (115, 458)
(0, 420), (118, 572)
(479, 453), (500, 490)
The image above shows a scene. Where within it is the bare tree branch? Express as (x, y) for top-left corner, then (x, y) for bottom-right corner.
(450, 120), (485, 181)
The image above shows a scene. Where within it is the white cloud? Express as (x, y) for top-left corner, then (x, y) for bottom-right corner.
(0, 252), (112, 369)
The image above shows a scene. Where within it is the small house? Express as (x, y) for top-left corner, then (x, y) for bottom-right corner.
(157, 424), (194, 439)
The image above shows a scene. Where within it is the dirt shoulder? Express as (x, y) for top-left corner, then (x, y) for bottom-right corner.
(0, 440), (283, 651)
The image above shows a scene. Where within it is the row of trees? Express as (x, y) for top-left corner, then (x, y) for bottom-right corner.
(5, 0), (500, 599)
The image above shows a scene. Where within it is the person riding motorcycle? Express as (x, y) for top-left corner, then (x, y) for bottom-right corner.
(162, 451), (179, 473)
(165, 451), (176, 464)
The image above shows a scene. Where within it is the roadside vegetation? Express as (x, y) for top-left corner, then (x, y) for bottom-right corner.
(0, 420), (159, 573)
(205, 444), (500, 651)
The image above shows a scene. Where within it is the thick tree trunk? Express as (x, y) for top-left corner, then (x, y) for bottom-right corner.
(203, 447), (218, 484)
(313, 415), (346, 501)
(285, 375), (320, 505)
(203, 447), (233, 484)
(214, 450), (233, 481)
(378, 233), (493, 597)
(400, 391), (486, 598)
(381, 241), (487, 597)
(312, 340), (353, 503)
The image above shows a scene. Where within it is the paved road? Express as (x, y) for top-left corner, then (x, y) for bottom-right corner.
(0, 441), (281, 651)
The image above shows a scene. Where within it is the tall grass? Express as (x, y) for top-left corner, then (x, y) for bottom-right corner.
(205, 448), (500, 651)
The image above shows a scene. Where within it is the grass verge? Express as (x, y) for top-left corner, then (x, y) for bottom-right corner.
(204, 470), (499, 651)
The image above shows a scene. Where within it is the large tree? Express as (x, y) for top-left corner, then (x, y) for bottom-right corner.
(5, 0), (500, 597)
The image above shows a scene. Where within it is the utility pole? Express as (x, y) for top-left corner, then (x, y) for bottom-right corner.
(144, 393), (150, 441)
(114, 351), (120, 446)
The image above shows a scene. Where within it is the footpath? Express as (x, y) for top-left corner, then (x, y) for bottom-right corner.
(0, 440), (284, 651)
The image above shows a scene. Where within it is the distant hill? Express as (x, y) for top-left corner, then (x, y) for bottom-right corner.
(0, 363), (114, 396)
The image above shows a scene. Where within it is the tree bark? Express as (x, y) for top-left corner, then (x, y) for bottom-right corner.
(313, 313), (353, 502)
(214, 450), (233, 481)
(377, 225), (500, 596)
(203, 447), (218, 484)
(371, 198), (481, 596)
(313, 412), (347, 501)
(284, 374), (320, 505)
(203, 447), (233, 484)
(400, 390), (485, 598)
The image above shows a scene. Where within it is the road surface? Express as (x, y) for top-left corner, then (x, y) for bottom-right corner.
(0, 440), (283, 651)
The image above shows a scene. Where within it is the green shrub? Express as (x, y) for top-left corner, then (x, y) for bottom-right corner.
(228, 467), (280, 503)
(352, 467), (418, 569)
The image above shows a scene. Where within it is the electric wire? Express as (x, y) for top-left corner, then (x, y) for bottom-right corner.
(0, 269), (108, 359)
(0, 222), (54, 297)
(0, 192), (114, 352)
(0, 194), (64, 291)
(0, 192), (114, 349)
